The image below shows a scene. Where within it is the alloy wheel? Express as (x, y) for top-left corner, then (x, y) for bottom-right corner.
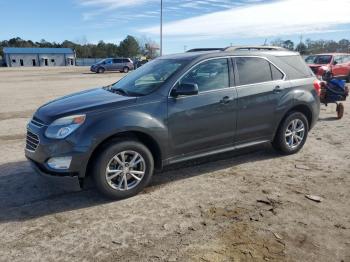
(105, 150), (146, 191)
(284, 119), (305, 149)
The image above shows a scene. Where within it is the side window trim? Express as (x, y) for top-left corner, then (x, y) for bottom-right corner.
(168, 55), (286, 97)
(233, 56), (286, 87)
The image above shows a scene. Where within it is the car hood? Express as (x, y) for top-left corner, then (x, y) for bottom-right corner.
(35, 88), (137, 123)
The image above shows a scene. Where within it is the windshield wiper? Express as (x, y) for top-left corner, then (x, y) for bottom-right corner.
(106, 87), (130, 96)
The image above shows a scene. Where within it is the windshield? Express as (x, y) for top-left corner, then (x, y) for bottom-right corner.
(305, 55), (332, 65)
(96, 59), (106, 64)
(111, 59), (186, 96)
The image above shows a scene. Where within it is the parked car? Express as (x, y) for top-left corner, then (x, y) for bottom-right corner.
(136, 59), (149, 68)
(26, 47), (320, 199)
(90, 58), (134, 73)
(305, 53), (350, 82)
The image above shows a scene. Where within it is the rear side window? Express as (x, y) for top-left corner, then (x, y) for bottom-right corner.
(236, 57), (272, 85)
(123, 59), (130, 63)
(113, 59), (122, 63)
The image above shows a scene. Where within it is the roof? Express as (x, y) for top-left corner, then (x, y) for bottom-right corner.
(310, 53), (350, 56)
(161, 49), (299, 61)
(186, 48), (223, 52)
(3, 47), (74, 54)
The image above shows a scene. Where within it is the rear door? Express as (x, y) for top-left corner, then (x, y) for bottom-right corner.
(233, 56), (289, 144)
(112, 59), (123, 71)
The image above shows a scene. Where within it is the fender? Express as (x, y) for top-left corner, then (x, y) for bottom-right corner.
(70, 100), (169, 174)
(272, 82), (319, 139)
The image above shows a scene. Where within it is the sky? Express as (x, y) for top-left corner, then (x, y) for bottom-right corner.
(1, 0), (350, 54)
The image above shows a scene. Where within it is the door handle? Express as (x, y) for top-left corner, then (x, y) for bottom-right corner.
(220, 96), (230, 104)
(273, 85), (282, 93)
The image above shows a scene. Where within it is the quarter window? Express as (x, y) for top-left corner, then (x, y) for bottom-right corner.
(270, 63), (284, 80)
(180, 58), (229, 92)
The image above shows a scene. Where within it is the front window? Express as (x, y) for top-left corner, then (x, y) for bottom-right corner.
(180, 58), (230, 92)
(111, 59), (186, 96)
(305, 55), (332, 65)
(99, 59), (111, 65)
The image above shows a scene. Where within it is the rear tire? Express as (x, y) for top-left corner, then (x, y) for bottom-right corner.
(93, 139), (154, 199)
(272, 112), (309, 155)
(123, 67), (129, 73)
(337, 103), (344, 119)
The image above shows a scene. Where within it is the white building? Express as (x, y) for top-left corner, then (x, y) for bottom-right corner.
(3, 47), (76, 67)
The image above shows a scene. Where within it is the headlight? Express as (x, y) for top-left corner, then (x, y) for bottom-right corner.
(45, 114), (86, 139)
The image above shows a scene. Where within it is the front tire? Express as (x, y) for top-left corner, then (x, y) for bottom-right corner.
(97, 67), (105, 74)
(93, 139), (154, 199)
(272, 112), (309, 155)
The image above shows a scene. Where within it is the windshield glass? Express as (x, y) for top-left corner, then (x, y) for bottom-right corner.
(305, 55), (332, 65)
(111, 59), (186, 96)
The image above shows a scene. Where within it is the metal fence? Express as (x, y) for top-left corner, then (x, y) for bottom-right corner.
(76, 58), (104, 66)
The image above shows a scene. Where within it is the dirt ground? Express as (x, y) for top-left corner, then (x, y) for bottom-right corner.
(0, 67), (349, 262)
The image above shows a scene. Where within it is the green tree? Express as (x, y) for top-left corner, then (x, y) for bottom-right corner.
(282, 40), (294, 50)
(295, 42), (307, 54)
(118, 35), (140, 58)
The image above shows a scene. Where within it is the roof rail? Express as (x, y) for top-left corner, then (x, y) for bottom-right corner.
(186, 48), (224, 52)
(224, 45), (287, 52)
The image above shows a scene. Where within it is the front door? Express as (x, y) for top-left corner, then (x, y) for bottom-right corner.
(332, 55), (348, 78)
(234, 56), (290, 143)
(167, 58), (237, 158)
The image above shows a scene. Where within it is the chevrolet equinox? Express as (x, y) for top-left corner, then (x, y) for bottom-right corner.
(25, 47), (320, 199)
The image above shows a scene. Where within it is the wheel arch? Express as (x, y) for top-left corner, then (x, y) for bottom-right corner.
(273, 103), (313, 140)
(85, 130), (163, 177)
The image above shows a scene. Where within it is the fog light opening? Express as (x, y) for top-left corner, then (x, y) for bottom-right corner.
(47, 157), (72, 170)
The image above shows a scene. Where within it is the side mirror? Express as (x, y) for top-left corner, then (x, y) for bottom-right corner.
(333, 60), (338, 65)
(171, 82), (199, 97)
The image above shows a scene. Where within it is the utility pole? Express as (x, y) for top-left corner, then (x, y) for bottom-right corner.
(160, 0), (163, 56)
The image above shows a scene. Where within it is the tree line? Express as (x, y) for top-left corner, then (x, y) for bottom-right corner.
(0, 36), (159, 59)
(270, 38), (350, 54)
(1, 36), (350, 60)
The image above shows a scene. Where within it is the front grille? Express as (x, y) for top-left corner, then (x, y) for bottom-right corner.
(31, 117), (46, 128)
(26, 131), (40, 151)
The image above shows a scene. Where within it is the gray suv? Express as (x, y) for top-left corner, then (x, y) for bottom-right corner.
(26, 47), (320, 199)
(90, 58), (134, 73)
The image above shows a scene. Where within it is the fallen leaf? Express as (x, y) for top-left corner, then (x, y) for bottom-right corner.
(295, 164), (311, 170)
(273, 232), (282, 240)
(305, 195), (322, 202)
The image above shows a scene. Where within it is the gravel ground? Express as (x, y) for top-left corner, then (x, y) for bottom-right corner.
(0, 67), (349, 262)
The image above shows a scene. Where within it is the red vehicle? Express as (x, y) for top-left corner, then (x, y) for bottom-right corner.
(305, 53), (350, 82)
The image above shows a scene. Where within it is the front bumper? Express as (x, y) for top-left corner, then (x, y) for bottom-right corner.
(25, 122), (91, 178)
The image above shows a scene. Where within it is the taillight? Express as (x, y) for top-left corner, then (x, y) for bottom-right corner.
(313, 79), (321, 96)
